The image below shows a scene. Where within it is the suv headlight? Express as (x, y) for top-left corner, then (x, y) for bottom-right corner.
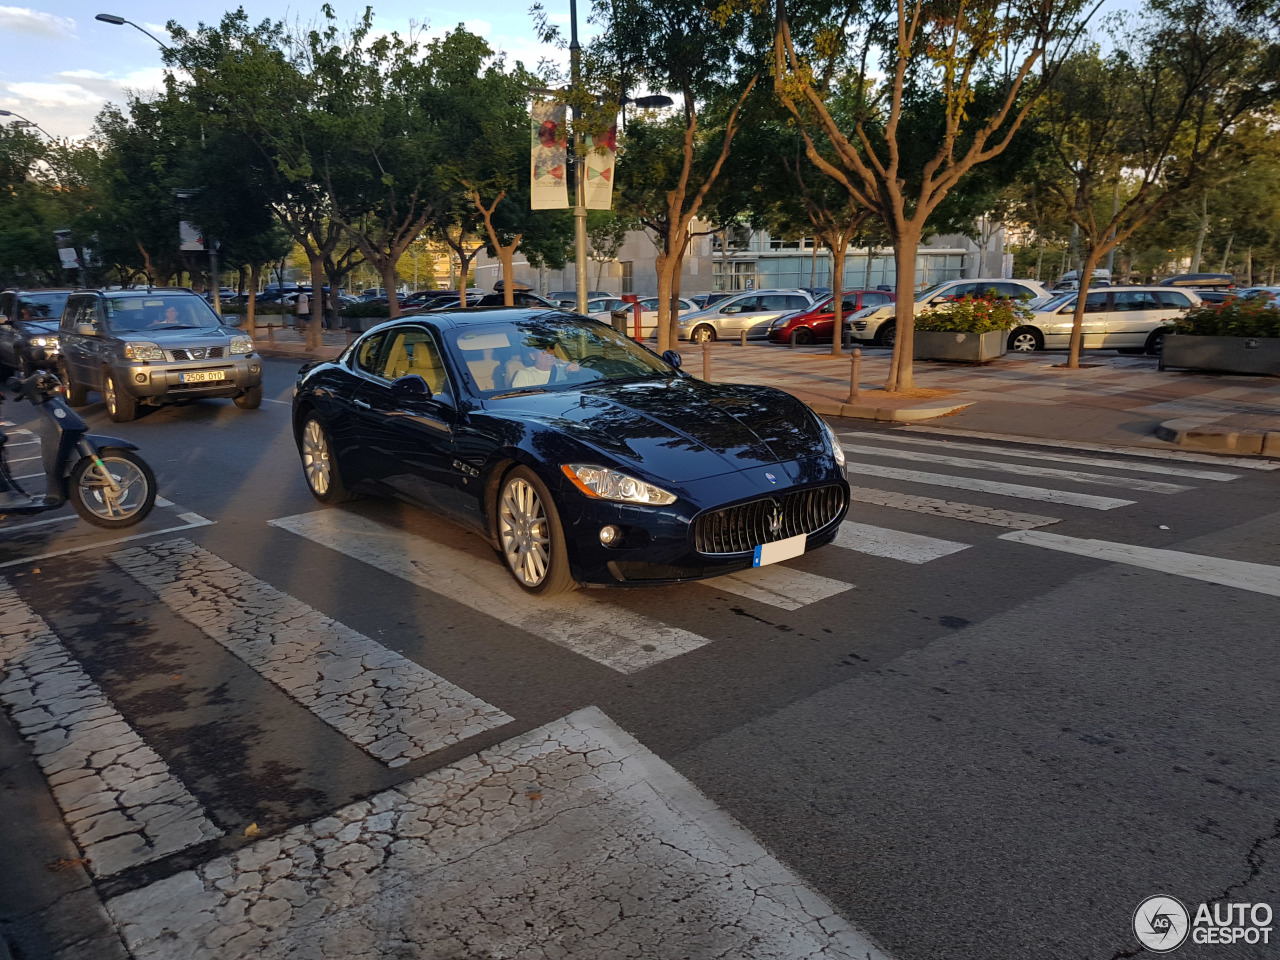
(819, 419), (845, 468)
(30, 335), (59, 353)
(561, 464), (677, 505)
(229, 335), (254, 355)
(123, 341), (164, 361)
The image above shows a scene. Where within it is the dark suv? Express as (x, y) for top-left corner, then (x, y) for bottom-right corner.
(58, 288), (263, 422)
(0, 289), (73, 376)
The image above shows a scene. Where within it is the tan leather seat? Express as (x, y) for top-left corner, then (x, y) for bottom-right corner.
(408, 342), (446, 394)
(384, 339), (410, 379)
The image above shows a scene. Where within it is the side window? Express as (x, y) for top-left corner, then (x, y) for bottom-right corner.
(352, 332), (388, 375)
(760, 295), (793, 311)
(378, 328), (450, 397)
(785, 295), (809, 309)
(1083, 292), (1109, 312)
(945, 283), (980, 300)
(993, 282), (1030, 299)
(1157, 291), (1192, 308)
(0, 293), (12, 321)
(721, 297), (756, 315)
(60, 299), (84, 332)
(864, 293), (891, 307)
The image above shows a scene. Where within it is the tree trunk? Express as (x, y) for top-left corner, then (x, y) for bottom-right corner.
(1218, 234), (1234, 274)
(308, 254), (325, 352)
(1035, 235), (1045, 281)
(829, 241), (847, 357)
(247, 262), (259, 329)
(886, 231), (921, 392)
(654, 249), (677, 354)
(809, 241), (817, 288)
(1067, 245), (1107, 369)
(381, 262), (401, 319)
(1244, 246), (1252, 285)
(1190, 190), (1208, 274)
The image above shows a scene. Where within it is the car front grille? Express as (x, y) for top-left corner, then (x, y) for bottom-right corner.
(692, 484), (847, 555)
(169, 347), (224, 361)
(852, 320), (868, 331)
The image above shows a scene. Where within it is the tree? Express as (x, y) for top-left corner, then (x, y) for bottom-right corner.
(762, 0), (1098, 390)
(1038, 2), (1280, 367)
(586, 211), (633, 288)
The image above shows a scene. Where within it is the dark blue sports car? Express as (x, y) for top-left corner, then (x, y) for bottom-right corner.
(291, 309), (849, 595)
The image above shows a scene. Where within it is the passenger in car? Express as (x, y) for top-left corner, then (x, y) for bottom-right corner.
(511, 342), (580, 388)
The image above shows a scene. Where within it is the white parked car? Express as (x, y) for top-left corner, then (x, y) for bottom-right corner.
(1011, 286), (1201, 354)
(1237, 287), (1280, 308)
(675, 290), (816, 342)
(846, 278), (1047, 347)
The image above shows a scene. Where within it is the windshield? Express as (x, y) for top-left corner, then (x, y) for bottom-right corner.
(16, 293), (70, 321)
(445, 317), (675, 398)
(104, 295), (222, 333)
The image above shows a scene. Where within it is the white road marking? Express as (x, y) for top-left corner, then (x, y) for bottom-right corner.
(707, 564), (853, 610)
(848, 486), (1060, 529)
(845, 461), (1135, 510)
(898, 425), (1279, 470)
(842, 443), (1190, 494)
(155, 497), (173, 507)
(834, 520), (970, 564)
(263, 398), (291, 405)
(8, 455), (41, 464)
(0, 513), (215, 569)
(0, 514), (78, 536)
(13, 471), (43, 481)
(271, 510), (713, 674)
(840, 430), (1240, 481)
(112, 539), (512, 768)
(107, 707), (890, 960)
(1001, 530), (1280, 598)
(0, 580), (222, 877)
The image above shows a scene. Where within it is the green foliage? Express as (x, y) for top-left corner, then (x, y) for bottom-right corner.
(1173, 298), (1280, 337)
(340, 301), (395, 318)
(915, 296), (1032, 333)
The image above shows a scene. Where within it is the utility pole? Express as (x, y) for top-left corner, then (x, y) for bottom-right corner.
(570, 0), (588, 316)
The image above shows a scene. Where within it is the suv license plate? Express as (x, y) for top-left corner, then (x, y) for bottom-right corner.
(181, 371), (226, 383)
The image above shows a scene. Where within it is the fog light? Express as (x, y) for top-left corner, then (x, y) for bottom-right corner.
(134, 372), (147, 384)
(599, 525), (620, 545)
(249, 364), (261, 374)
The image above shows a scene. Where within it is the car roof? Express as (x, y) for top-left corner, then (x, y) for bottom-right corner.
(386, 307), (588, 330)
(3, 288), (75, 295)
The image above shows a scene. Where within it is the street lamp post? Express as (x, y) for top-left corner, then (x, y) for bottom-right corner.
(96, 12), (223, 315)
(569, 0), (588, 316)
(0, 110), (54, 140)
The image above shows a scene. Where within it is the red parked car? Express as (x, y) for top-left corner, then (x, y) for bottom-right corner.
(767, 290), (896, 344)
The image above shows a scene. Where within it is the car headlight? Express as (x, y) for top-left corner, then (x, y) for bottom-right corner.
(229, 335), (254, 355)
(819, 419), (845, 468)
(30, 335), (60, 353)
(123, 341), (164, 361)
(561, 464), (677, 505)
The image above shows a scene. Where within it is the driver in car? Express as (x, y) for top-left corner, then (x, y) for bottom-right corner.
(511, 340), (581, 388)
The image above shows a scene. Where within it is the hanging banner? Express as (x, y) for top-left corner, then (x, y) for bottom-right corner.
(52, 228), (80, 270)
(179, 220), (206, 251)
(530, 101), (568, 210)
(584, 123), (617, 211)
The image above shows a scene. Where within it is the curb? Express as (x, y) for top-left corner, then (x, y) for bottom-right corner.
(1155, 419), (1280, 457)
(808, 398), (974, 421)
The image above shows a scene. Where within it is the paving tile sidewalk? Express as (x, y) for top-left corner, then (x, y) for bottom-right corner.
(254, 328), (1280, 455)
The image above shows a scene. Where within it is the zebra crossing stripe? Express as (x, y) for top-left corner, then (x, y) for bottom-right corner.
(707, 564), (853, 610)
(834, 521), (970, 564)
(1000, 530), (1280, 598)
(841, 443), (1191, 494)
(269, 511), (713, 674)
(848, 486), (1060, 530)
(844, 461), (1135, 510)
(839, 431), (1239, 481)
(0, 579), (222, 877)
(111, 539), (513, 768)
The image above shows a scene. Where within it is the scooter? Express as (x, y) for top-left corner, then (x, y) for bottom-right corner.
(0, 352), (156, 528)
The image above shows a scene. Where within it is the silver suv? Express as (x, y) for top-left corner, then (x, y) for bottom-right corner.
(675, 289), (815, 342)
(846, 278), (1046, 347)
(58, 288), (263, 422)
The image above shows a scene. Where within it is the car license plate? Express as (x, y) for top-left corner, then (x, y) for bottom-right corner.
(753, 534), (806, 567)
(180, 371), (225, 383)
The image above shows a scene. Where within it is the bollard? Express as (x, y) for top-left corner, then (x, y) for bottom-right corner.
(739, 330), (747, 347)
(701, 340), (711, 380)
(846, 348), (861, 403)
(789, 329), (798, 349)
(267, 323), (275, 345)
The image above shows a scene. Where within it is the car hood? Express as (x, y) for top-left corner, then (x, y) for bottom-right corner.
(134, 326), (239, 344)
(485, 377), (826, 482)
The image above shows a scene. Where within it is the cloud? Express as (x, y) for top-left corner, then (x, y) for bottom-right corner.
(0, 5), (74, 39)
(0, 66), (171, 140)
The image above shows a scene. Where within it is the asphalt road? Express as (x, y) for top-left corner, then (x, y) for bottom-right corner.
(0, 355), (1277, 960)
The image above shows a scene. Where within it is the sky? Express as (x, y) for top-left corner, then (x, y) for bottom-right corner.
(0, 1), (572, 139)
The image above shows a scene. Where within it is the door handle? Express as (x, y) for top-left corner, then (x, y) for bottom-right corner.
(352, 398), (371, 410)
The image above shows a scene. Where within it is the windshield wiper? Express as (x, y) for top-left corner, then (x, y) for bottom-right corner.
(489, 387), (550, 399)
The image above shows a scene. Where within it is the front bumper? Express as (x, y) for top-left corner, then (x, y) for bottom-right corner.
(111, 355), (263, 401)
(551, 458), (850, 585)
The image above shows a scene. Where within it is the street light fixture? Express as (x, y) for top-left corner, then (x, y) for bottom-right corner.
(0, 110), (54, 139)
(95, 13), (172, 51)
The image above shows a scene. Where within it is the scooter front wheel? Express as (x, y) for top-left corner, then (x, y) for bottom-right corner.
(69, 449), (157, 528)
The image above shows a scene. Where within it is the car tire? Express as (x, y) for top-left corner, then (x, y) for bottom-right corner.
(299, 416), (358, 504)
(1008, 327), (1043, 353)
(795, 327), (815, 345)
(691, 325), (716, 344)
(497, 465), (576, 596)
(234, 385), (263, 409)
(874, 322), (896, 348)
(103, 371), (138, 423)
(61, 362), (88, 407)
(1144, 329), (1167, 356)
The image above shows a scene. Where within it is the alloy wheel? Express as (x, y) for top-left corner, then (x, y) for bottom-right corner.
(499, 477), (550, 587)
(79, 457), (147, 521)
(1010, 332), (1039, 352)
(104, 375), (117, 415)
(302, 420), (332, 496)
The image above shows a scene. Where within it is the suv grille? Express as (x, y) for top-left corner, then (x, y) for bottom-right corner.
(170, 347), (224, 361)
(692, 484), (846, 555)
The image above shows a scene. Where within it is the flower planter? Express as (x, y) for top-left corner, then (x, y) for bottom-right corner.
(913, 329), (1008, 364)
(1159, 335), (1280, 376)
(343, 315), (391, 333)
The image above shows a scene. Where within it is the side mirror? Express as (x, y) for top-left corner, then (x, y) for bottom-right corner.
(661, 350), (682, 370)
(75, 322), (97, 336)
(391, 373), (432, 401)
